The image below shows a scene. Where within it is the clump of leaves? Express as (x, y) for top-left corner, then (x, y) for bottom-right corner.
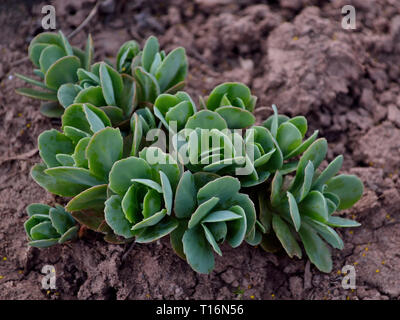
(16, 34), (188, 119)
(22, 31), (364, 276)
(129, 36), (188, 103)
(24, 203), (78, 248)
(171, 173), (256, 273)
(201, 82), (256, 129)
(104, 147), (180, 242)
(255, 110), (363, 272)
(16, 31), (93, 117)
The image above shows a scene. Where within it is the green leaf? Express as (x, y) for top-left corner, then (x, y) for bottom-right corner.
(287, 192), (301, 232)
(71, 210), (109, 233)
(132, 209), (166, 231)
(288, 116), (307, 137)
(155, 47), (187, 92)
(276, 122), (302, 156)
(120, 74), (136, 116)
(30, 221), (59, 240)
(202, 224), (222, 256)
(258, 192), (272, 233)
(64, 126), (90, 144)
(304, 217), (343, 249)
(58, 83), (81, 108)
(32, 163), (94, 197)
(55, 154), (75, 166)
(197, 176), (240, 204)
(58, 30), (73, 55)
(160, 171), (173, 215)
(170, 219), (188, 260)
(299, 190), (328, 222)
(174, 171), (197, 219)
(58, 225), (79, 244)
(105, 195), (135, 238)
(185, 110), (227, 130)
(28, 239), (59, 248)
(84, 34), (94, 71)
(16, 87), (58, 101)
(49, 206), (75, 235)
(26, 203), (51, 216)
(201, 210), (242, 223)
(45, 56), (80, 90)
(325, 174), (364, 210)
(86, 128), (123, 181)
(38, 129), (74, 168)
(134, 67), (160, 103)
(215, 106), (255, 129)
(206, 83), (251, 111)
(99, 63), (123, 106)
(72, 137), (90, 168)
(15, 73), (52, 90)
(183, 226), (215, 274)
(284, 130), (319, 160)
(44, 166), (106, 190)
(298, 160), (314, 201)
(272, 215), (302, 258)
(292, 138), (327, 189)
(188, 197), (219, 229)
(299, 223), (332, 273)
(312, 156), (343, 191)
(39, 44), (65, 73)
(40, 102), (64, 118)
(270, 171), (283, 207)
(74, 86), (106, 107)
(135, 216), (178, 243)
(326, 216), (361, 228)
(142, 36), (159, 71)
(226, 205), (247, 248)
(121, 184), (142, 223)
(143, 189), (162, 218)
(109, 157), (152, 196)
(66, 184), (108, 211)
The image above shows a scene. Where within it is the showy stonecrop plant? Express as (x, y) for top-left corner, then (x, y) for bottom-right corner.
(16, 31), (94, 117)
(171, 173), (257, 273)
(24, 203), (78, 248)
(254, 109), (363, 272)
(23, 31), (364, 275)
(16, 34), (188, 119)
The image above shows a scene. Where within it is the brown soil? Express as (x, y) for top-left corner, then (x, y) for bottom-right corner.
(1, 0), (400, 300)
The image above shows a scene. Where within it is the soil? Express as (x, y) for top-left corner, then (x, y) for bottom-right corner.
(0, 0), (400, 300)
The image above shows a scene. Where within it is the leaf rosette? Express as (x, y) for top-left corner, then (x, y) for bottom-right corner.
(153, 91), (197, 132)
(202, 82), (256, 129)
(132, 36), (188, 104)
(24, 203), (78, 248)
(257, 138), (364, 272)
(104, 147), (180, 242)
(171, 173), (257, 273)
(16, 31), (93, 117)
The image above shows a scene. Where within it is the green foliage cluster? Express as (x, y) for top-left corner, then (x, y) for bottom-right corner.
(18, 32), (363, 274)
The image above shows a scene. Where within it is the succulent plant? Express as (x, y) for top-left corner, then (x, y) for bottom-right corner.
(32, 126), (123, 197)
(16, 31), (93, 117)
(170, 173), (256, 273)
(24, 203), (78, 248)
(201, 82), (256, 129)
(21, 31), (364, 275)
(153, 91), (197, 132)
(256, 138), (363, 272)
(132, 36), (188, 104)
(115, 40), (140, 73)
(104, 147), (180, 242)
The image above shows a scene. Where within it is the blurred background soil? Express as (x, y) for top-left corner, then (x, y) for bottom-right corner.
(0, 0), (400, 300)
